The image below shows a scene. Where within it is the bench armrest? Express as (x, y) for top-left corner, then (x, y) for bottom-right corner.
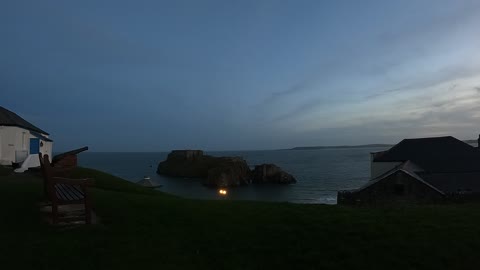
(52, 177), (95, 186)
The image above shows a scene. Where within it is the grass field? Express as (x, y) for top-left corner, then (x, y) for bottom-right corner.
(1, 166), (480, 269)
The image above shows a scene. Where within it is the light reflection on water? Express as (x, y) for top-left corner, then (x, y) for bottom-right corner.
(77, 147), (389, 204)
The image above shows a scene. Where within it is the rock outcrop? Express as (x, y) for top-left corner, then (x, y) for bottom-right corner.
(157, 150), (251, 187)
(252, 164), (297, 184)
(204, 157), (251, 187)
(157, 150), (212, 178)
(157, 150), (296, 187)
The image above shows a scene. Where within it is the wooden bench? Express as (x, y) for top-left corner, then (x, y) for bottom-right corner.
(39, 154), (94, 224)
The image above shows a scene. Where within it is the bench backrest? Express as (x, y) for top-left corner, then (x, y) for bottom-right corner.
(39, 153), (47, 197)
(39, 153), (56, 200)
(39, 153), (46, 178)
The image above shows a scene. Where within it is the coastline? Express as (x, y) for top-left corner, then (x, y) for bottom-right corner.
(77, 148), (379, 204)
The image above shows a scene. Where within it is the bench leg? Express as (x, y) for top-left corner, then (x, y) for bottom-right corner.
(52, 203), (58, 224)
(85, 198), (92, 225)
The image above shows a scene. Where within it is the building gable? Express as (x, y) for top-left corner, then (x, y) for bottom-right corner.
(0, 106), (49, 135)
(372, 136), (480, 173)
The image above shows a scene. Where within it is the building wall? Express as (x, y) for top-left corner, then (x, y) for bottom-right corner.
(338, 171), (444, 205)
(41, 141), (53, 161)
(0, 126), (53, 165)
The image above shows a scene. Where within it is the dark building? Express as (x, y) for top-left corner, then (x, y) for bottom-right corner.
(338, 135), (480, 205)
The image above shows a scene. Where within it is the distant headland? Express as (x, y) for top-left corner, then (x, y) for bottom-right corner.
(291, 140), (477, 150)
(290, 144), (393, 150)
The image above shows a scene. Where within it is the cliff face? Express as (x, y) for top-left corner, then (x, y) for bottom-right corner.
(252, 164), (296, 184)
(167, 150), (204, 160)
(157, 150), (251, 187)
(205, 157), (252, 187)
(157, 150), (214, 178)
(157, 150), (296, 187)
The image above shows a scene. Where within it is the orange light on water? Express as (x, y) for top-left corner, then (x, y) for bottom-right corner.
(219, 189), (227, 195)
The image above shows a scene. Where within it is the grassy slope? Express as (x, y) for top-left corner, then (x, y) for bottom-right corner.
(0, 165), (12, 176)
(1, 167), (480, 270)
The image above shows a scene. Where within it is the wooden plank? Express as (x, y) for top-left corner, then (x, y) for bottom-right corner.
(56, 184), (74, 201)
(65, 185), (84, 200)
(58, 184), (74, 200)
(55, 183), (85, 201)
(60, 184), (77, 200)
(62, 184), (82, 200)
(56, 185), (72, 201)
(58, 216), (87, 222)
(55, 189), (68, 201)
(71, 185), (84, 195)
(71, 188), (85, 200)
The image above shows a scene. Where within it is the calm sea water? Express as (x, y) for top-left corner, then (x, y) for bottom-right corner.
(78, 147), (390, 204)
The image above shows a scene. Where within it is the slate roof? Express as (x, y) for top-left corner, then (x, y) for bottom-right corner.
(0, 106), (49, 135)
(373, 136), (480, 173)
(355, 161), (444, 195)
(30, 131), (53, 142)
(419, 172), (480, 193)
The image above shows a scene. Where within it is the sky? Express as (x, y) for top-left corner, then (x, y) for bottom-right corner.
(1, 0), (480, 152)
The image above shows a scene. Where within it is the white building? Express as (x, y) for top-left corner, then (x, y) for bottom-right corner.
(0, 106), (53, 172)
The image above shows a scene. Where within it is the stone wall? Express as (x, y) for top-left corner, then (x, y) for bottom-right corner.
(338, 170), (445, 205)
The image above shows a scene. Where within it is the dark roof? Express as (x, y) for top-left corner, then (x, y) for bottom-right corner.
(0, 106), (49, 135)
(30, 131), (53, 142)
(420, 172), (480, 193)
(373, 136), (480, 173)
(356, 165), (444, 195)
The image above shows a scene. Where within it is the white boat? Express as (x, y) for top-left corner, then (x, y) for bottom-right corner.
(136, 176), (161, 188)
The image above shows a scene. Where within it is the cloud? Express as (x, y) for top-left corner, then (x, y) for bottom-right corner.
(274, 73), (480, 137)
(257, 60), (339, 107)
(271, 97), (328, 122)
(364, 87), (404, 99)
(293, 92), (480, 145)
(269, 65), (480, 127)
(378, 2), (480, 46)
(257, 2), (480, 119)
(364, 65), (479, 100)
(266, 78), (315, 104)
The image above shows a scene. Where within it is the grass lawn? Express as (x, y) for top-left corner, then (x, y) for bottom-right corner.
(1, 167), (480, 270)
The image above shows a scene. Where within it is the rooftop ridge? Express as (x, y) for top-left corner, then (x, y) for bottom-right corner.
(0, 106), (49, 135)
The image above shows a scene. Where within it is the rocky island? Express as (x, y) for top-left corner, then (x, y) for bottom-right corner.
(157, 150), (296, 187)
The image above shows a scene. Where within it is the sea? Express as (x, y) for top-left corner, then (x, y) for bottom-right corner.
(78, 146), (391, 204)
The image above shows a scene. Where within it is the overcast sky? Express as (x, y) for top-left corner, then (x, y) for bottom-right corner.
(1, 0), (480, 151)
